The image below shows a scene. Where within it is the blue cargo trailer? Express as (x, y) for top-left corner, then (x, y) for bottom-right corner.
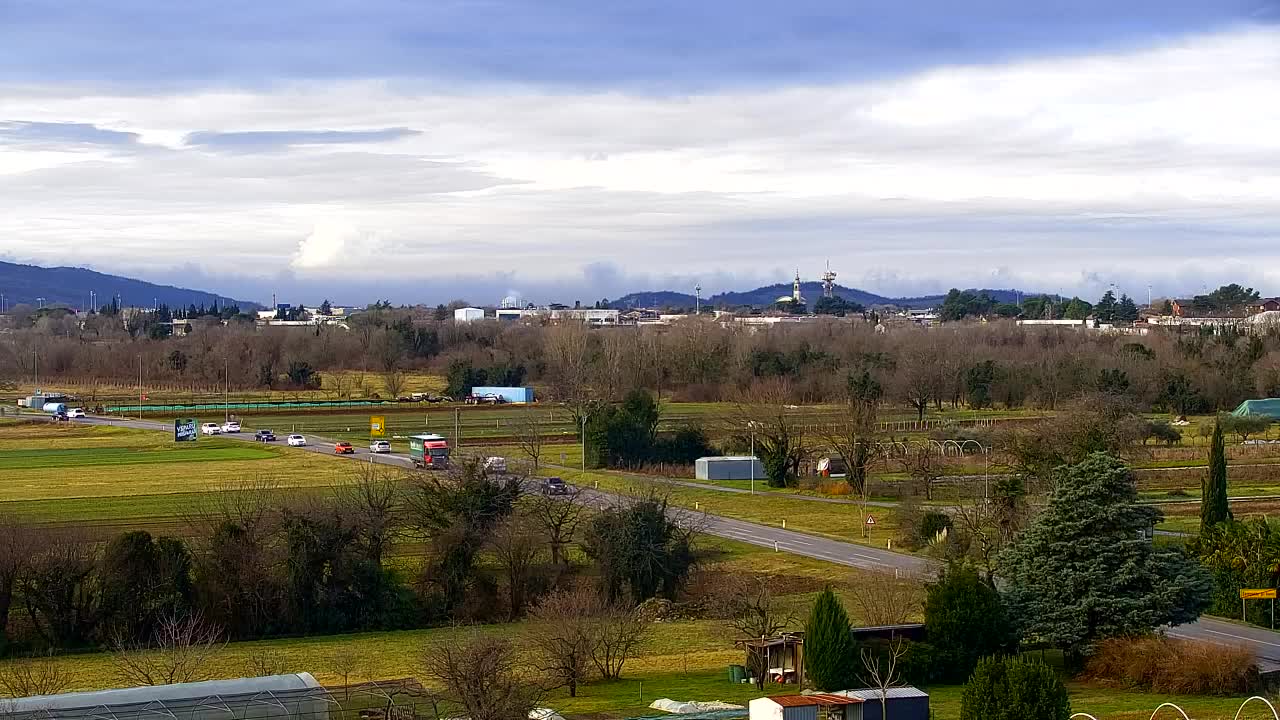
(469, 386), (535, 404)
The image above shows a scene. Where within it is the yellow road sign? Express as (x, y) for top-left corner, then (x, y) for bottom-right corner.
(1240, 589), (1276, 600)
(370, 416), (386, 437)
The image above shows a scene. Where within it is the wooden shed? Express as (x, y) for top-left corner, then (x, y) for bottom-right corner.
(737, 632), (805, 686)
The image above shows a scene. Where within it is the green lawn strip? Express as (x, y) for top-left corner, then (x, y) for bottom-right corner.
(927, 682), (1251, 720)
(0, 444), (275, 470)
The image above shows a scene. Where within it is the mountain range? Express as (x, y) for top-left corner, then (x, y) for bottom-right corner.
(611, 283), (1025, 310)
(0, 261), (259, 311)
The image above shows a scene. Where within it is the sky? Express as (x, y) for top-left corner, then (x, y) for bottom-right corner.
(1, 0), (1279, 305)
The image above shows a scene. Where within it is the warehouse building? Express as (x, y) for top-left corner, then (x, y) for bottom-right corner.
(696, 455), (765, 480)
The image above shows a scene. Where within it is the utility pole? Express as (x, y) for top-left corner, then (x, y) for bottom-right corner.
(137, 355), (143, 421)
(224, 356), (230, 422)
(694, 285), (701, 316)
(32, 351), (38, 389)
(581, 414), (589, 475)
(454, 407), (460, 448)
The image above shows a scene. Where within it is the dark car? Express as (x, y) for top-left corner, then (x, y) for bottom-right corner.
(541, 477), (569, 496)
(255, 429), (277, 442)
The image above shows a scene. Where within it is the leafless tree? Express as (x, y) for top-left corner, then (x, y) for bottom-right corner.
(528, 487), (584, 569)
(335, 463), (401, 565)
(512, 411), (546, 471)
(898, 446), (944, 500)
(543, 322), (598, 427)
(721, 576), (796, 689)
(591, 601), (651, 680)
(382, 370), (407, 399)
(489, 515), (546, 619)
(526, 587), (600, 697)
(244, 648), (289, 677)
(422, 634), (541, 720)
(111, 613), (225, 686)
(860, 639), (908, 719)
(847, 572), (924, 627)
(327, 648), (361, 699)
(818, 396), (882, 501)
(0, 516), (38, 647)
(0, 651), (73, 698)
(729, 379), (811, 487)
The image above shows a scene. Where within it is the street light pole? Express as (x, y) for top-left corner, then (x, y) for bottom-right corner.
(750, 428), (755, 496)
(224, 357), (229, 422)
(137, 355), (143, 421)
(581, 414), (588, 476)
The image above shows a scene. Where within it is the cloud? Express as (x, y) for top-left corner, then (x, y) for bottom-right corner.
(184, 127), (420, 151)
(0, 26), (1278, 301)
(0, 121), (140, 147)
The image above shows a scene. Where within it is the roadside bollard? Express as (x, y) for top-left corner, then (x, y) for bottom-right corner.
(774, 541), (779, 552)
(782, 519), (786, 529)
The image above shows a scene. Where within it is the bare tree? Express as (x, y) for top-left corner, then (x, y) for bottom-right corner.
(0, 652), (72, 698)
(528, 487), (584, 569)
(591, 601), (651, 680)
(489, 515), (546, 619)
(327, 648), (361, 699)
(898, 446), (944, 500)
(335, 463), (401, 565)
(0, 516), (37, 647)
(512, 411), (546, 471)
(729, 379), (811, 487)
(382, 370), (407, 400)
(422, 634), (541, 720)
(244, 648), (289, 677)
(111, 613), (225, 686)
(860, 639), (908, 720)
(543, 322), (598, 427)
(721, 576), (796, 690)
(847, 572), (924, 627)
(526, 588), (600, 697)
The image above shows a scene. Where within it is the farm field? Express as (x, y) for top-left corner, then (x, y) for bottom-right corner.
(0, 422), (358, 524)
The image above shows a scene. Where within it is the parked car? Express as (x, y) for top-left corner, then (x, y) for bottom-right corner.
(220, 420), (241, 433)
(255, 429), (277, 442)
(483, 456), (508, 473)
(541, 477), (569, 496)
(201, 423), (222, 435)
(52, 411), (69, 422)
(335, 442), (355, 454)
(369, 440), (391, 454)
(66, 407), (85, 418)
(286, 434), (307, 447)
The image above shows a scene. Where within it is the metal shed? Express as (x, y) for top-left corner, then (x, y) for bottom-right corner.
(696, 456), (765, 481)
(837, 687), (930, 720)
(3, 673), (333, 720)
(749, 694), (863, 720)
(470, 386), (535, 404)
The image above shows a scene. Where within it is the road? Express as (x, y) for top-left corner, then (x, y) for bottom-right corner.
(64, 415), (1280, 667)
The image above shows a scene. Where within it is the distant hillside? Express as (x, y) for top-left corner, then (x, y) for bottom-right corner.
(0, 260), (259, 311)
(612, 284), (1026, 310)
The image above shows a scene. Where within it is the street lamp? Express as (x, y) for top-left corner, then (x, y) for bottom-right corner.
(581, 413), (589, 476)
(747, 421), (762, 495)
(224, 356), (230, 422)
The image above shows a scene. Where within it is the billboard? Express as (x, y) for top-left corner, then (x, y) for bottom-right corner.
(370, 416), (386, 437)
(174, 418), (198, 442)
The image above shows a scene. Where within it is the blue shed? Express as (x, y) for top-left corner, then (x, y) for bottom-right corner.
(838, 687), (930, 720)
(470, 386), (535, 404)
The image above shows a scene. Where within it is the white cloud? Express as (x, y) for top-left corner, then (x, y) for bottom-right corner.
(0, 25), (1278, 299)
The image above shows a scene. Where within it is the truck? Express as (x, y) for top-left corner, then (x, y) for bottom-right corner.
(408, 433), (451, 469)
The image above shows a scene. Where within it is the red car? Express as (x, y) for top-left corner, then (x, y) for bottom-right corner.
(334, 442), (355, 455)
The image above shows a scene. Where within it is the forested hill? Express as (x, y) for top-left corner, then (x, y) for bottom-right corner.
(0, 260), (259, 310)
(610, 284), (1024, 310)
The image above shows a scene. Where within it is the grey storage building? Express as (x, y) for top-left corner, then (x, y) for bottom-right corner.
(696, 456), (765, 481)
(4, 673), (332, 720)
(838, 687), (930, 720)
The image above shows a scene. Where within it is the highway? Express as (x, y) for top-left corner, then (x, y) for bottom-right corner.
(65, 415), (1280, 667)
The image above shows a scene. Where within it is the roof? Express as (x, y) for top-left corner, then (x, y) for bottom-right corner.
(838, 687), (929, 701)
(698, 456), (760, 462)
(5, 673), (321, 715)
(1233, 399), (1280, 418)
(767, 694), (862, 707)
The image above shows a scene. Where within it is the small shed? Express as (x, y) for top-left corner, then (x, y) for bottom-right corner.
(837, 687), (929, 720)
(696, 456), (765, 481)
(749, 694), (863, 720)
(736, 632), (805, 686)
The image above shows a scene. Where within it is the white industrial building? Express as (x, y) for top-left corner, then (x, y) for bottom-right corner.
(454, 307), (485, 323)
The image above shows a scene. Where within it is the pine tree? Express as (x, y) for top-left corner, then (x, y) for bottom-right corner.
(804, 587), (858, 691)
(1095, 290), (1117, 322)
(1202, 420), (1232, 529)
(960, 656), (1070, 720)
(1115, 294), (1139, 323)
(925, 564), (1016, 682)
(1001, 453), (1212, 665)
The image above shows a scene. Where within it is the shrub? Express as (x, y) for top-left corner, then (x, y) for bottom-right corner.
(1084, 635), (1258, 695)
(961, 656), (1070, 720)
(919, 511), (952, 542)
(924, 564), (1016, 683)
(805, 587), (858, 691)
(815, 481), (853, 496)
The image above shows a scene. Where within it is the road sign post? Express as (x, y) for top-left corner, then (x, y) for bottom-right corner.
(865, 515), (875, 540)
(370, 416), (385, 438)
(174, 418), (197, 443)
(1240, 589), (1277, 626)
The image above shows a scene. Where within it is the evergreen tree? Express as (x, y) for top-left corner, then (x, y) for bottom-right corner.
(1114, 294), (1139, 323)
(960, 656), (1070, 720)
(1062, 297), (1092, 320)
(1095, 290), (1117, 322)
(1202, 421), (1232, 529)
(804, 587), (858, 691)
(1000, 453), (1212, 664)
(924, 564), (1016, 683)
(1160, 299), (1174, 315)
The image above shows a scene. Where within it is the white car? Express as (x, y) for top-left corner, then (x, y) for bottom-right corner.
(369, 440), (391, 453)
(220, 421), (241, 433)
(287, 434), (307, 447)
(483, 456), (508, 473)
(200, 423), (221, 435)
(66, 408), (85, 418)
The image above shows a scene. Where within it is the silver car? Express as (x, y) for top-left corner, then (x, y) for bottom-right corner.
(369, 440), (391, 453)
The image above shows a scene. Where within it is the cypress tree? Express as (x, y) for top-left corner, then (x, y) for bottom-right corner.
(960, 656), (1070, 720)
(804, 587), (857, 691)
(1202, 421), (1232, 529)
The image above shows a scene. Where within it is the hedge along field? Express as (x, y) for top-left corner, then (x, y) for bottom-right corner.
(0, 422), (355, 510)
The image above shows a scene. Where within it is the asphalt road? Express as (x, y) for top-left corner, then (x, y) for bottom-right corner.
(63, 415), (1280, 667)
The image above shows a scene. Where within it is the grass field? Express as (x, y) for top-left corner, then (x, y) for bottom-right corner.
(0, 423), (359, 524)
